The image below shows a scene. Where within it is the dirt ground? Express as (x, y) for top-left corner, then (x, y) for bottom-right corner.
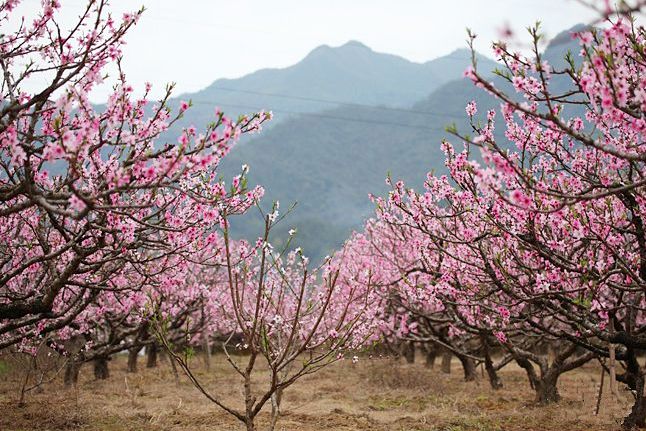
(0, 352), (637, 430)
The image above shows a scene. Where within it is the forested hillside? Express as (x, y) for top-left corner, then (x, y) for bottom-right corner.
(160, 28), (582, 262)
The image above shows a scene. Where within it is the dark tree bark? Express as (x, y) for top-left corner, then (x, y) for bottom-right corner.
(514, 355), (561, 404)
(535, 371), (560, 404)
(402, 341), (415, 364)
(62, 335), (85, 387)
(457, 353), (477, 382)
(168, 351), (180, 386)
(423, 343), (437, 369)
(617, 192), (646, 429)
(64, 361), (80, 387)
(64, 360), (81, 387)
(618, 348), (646, 429)
(127, 347), (140, 373)
(93, 357), (110, 380)
(146, 343), (158, 368)
(623, 376), (646, 430)
(484, 355), (503, 389)
(441, 350), (452, 374)
(509, 343), (594, 405)
(482, 336), (503, 389)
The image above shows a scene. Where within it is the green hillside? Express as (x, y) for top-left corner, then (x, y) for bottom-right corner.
(163, 28), (583, 262)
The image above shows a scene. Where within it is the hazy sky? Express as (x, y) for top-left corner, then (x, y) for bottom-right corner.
(22, 1), (599, 102)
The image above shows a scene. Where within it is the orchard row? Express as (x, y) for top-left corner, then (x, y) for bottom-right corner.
(1, 1), (645, 430)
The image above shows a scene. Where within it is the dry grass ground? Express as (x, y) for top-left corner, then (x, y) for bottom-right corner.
(0, 352), (637, 430)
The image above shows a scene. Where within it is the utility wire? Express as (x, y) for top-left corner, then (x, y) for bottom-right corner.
(189, 99), (458, 133)
(201, 85), (468, 120)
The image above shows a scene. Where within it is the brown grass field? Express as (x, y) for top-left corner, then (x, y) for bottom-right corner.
(0, 352), (638, 430)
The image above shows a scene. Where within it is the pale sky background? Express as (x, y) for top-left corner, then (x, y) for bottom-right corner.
(20, 0), (600, 102)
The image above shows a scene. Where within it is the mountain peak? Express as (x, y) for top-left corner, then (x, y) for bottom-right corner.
(546, 23), (589, 50)
(339, 40), (371, 50)
(448, 47), (472, 56)
(306, 43), (332, 57)
(305, 40), (373, 59)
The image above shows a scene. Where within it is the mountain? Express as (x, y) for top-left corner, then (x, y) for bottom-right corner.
(218, 78), (496, 262)
(169, 42), (498, 132)
(543, 23), (589, 68)
(163, 28), (583, 263)
(208, 46), (500, 261)
(200, 41), (479, 110)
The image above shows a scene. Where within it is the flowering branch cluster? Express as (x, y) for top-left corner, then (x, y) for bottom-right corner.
(344, 5), (646, 427)
(0, 0), (269, 351)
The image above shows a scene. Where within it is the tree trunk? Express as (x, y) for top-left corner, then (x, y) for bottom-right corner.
(62, 335), (85, 387)
(202, 337), (212, 372)
(620, 349), (646, 429)
(624, 375), (646, 429)
(269, 387), (284, 431)
(402, 341), (415, 364)
(424, 344), (437, 369)
(127, 347), (140, 373)
(457, 354), (477, 382)
(168, 351), (180, 386)
(64, 360), (81, 387)
(18, 355), (35, 406)
(243, 352), (258, 431)
(93, 357), (110, 380)
(441, 350), (452, 374)
(146, 343), (158, 368)
(482, 337), (503, 389)
(535, 374), (560, 404)
(484, 355), (503, 389)
(514, 355), (559, 403)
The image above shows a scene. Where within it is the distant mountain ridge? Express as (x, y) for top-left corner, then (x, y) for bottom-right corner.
(171, 42), (497, 131)
(202, 41), (495, 108)
(162, 28), (583, 262)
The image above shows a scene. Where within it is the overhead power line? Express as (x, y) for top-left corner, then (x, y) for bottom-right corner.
(189, 99), (459, 133)
(204, 85), (468, 120)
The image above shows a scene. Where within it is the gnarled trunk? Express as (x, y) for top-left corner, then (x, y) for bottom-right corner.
(424, 343), (437, 369)
(93, 357), (110, 380)
(514, 355), (560, 404)
(167, 350), (180, 386)
(482, 336), (503, 389)
(62, 335), (85, 387)
(624, 376), (646, 430)
(146, 343), (158, 368)
(619, 349), (646, 429)
(402, 341), (415, 364)
(535, 373), (560, 404)
(127, 347), (140, 373)
(64, 360), (81, 387)
(484, 357), (503, 389)
(457, 354), (477, 382)
(441, 350), (452, 374)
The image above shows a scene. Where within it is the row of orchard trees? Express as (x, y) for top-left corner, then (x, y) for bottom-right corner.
(0, 2), (379, 430)
(341, 5), (646, 430)
(4, 0), (646, 430)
